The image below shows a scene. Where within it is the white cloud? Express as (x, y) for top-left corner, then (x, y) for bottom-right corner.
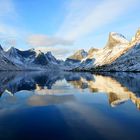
(35, 46), (72, 59)
(57, 0), (138, 41)
(0, 0), (139, 56)
(27, 34), (73, 47)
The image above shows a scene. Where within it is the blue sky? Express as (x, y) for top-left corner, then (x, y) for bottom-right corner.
(0, 0), (140, 59)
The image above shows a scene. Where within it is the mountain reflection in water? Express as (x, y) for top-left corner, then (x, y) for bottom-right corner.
(0, 71), (140, 110)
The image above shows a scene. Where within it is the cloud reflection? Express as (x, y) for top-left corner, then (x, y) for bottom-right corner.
(0, 71), (140, 110)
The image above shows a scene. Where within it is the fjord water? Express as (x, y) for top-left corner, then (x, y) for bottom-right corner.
(0, 71), (140, 140)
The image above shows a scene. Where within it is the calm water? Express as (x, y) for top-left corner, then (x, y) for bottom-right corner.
(0, 71), (140, 140)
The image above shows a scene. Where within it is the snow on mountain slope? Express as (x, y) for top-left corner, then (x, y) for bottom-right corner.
(109, 43), (140, 71)
(7, 47), (24, 65)
(64, 49), (88, 68)
(105, 32), (129, 49)
(5, 47), (60, 70)
(0, 44), (62, 71)
(97, 29), (140, 71)
(86, 48), (99, 59)
(6, 47), (37, 65)
(88, 32), (129, 66)
(1, 28), (140, 71)
(45, 51), (58, 64)
(72, 32), (132, 71)
(33, 51), (49, 65)
(0, 45), (19, 70)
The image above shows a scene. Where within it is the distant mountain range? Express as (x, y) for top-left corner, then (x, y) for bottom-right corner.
(0, 28), (140, 71)
(0, 46), (63, 70)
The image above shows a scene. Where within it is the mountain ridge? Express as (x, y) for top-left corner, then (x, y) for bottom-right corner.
(0, 46), (62, 71)
(0, 28), (140, 71)
(69, 29), (140, 72)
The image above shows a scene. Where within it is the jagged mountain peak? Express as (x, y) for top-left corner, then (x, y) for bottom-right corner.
(0, 45), (19, 70)
(7, 46), (17, 53)
(105, 32), (129, 49)
(68, 49), (88, 60)
(45, 51), (56, 59)
(74, 49), (87, 55)
(71, 29), (140, 72)
(36, 50), (43, 55)
(33, 49), (45, 57)
(6, 47), (19, 58)
(34, 52), (48, 65)
(45, 51), (52, 57)
(30, 48), (35, 51)
(1, 28), (140, 71)
(84, 47), (99, 59)
(109, 32), (127, 40)
(0, 44), (60, 70)
(46, 51), (51, 54)
(45, 51), (58, 64)
(88, 47), (99, 53)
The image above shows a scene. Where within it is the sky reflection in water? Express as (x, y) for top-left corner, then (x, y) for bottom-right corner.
(0, 71), (140, 140)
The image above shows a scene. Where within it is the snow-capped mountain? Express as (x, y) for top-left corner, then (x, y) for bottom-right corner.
(0, 45), (61, 70)
(64, 49), (88, 67)
(45, 51), (58, 64)
(70, 29), (140, 71)
(6, 47), (37, 65)
(1, 28), (140, 71)
(33, 51), (58, 65)
(85, 32), (129, 67)
(33, 51), (49, 65)
(67, 49), (88, 61)
(87, 48), (99, 59)
(96, 29), (140, 71)
(6, 47), (59, 67)
(0, 45), (19, 70)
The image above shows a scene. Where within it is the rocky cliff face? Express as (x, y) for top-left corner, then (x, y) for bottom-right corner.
(105, 32), (129, 49)
(86, 32), (129, 66)
(86, 48), (99, 59)
(95, 29), (140, 71)
(67, 49), (88, 61)
(71, 29), (140, 71)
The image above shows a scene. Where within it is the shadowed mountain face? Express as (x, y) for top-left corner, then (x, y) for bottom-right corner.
(0, 71), (140, 109)
(0, 45), (61, 70)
